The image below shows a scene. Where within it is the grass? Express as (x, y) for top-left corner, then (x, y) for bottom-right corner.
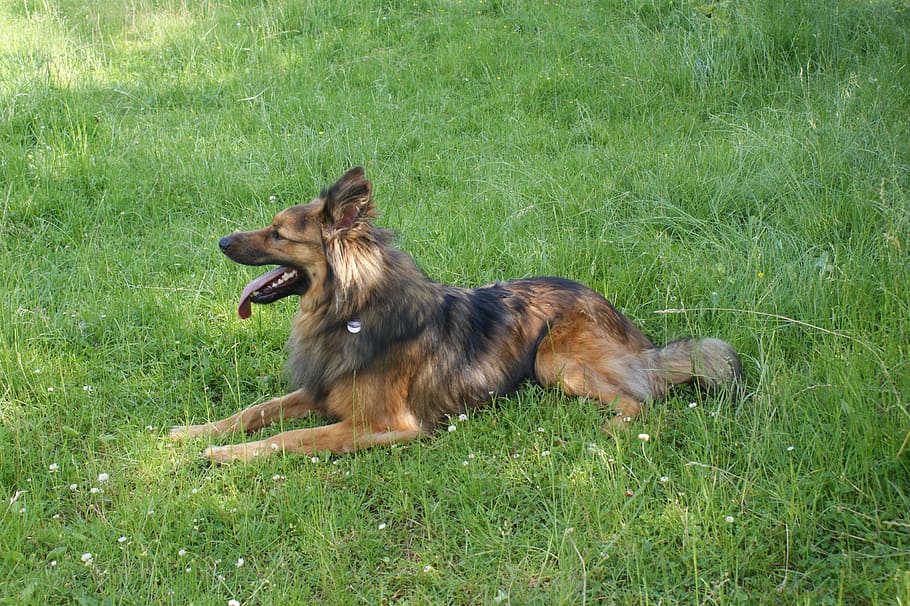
(1, 0), (908, 603)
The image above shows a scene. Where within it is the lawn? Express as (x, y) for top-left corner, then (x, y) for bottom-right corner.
(1, 0), (908, 603)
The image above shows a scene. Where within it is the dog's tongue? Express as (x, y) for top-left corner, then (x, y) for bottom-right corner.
(237, 266), (291, 320)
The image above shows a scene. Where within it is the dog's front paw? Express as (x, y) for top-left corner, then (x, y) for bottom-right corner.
(169, 425), (190, 441)
(202, 443), (264, 464)
(169, 423), (216, 442)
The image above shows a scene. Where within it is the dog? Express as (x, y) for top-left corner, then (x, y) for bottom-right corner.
(170, 167), (741, 463)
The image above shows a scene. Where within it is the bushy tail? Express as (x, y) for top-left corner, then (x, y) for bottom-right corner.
(653, 337), (742, 394)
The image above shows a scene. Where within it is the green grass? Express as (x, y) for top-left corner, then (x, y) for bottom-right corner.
(1, 0), (908, 603)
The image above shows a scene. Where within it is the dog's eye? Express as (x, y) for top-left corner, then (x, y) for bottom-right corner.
(270, 229), (283, 241)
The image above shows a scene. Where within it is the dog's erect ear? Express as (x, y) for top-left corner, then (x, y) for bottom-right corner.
(322, 166), (373, 230)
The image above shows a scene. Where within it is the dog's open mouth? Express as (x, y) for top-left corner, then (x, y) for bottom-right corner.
(237, 266), (308, 319)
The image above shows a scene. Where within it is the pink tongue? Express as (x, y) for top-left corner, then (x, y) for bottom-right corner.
(237, 266), (292, 320)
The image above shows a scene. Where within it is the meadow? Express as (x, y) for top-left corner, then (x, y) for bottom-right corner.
(1, 0), (908, 603)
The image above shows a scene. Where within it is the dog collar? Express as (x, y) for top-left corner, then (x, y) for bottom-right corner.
(346, 319), (362, 334)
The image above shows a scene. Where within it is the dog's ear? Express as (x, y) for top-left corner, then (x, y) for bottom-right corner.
(322, 166), (373, 230)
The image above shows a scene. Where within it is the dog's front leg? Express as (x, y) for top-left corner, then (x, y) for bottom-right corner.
(203, 419), (422, 463)
(169, 389), (318, 441)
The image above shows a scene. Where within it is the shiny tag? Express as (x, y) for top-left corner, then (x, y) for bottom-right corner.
(346, 320), (362, 334)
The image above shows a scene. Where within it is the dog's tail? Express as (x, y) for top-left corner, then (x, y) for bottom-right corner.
(649, 337), (742, 396)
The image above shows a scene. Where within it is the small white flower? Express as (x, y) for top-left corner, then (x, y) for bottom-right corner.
(659, 476), (669, 483)
(377, 523), (387, 530)
(423, 565), (433, 573)
(97, 473), (109, 483)
(235, 558), (244, 568)
(178, 549), (188, 557)
(447, 425), (456, 432)
(118, 536), (128, 543)
(541, 450), (550, 457)
(81, 552), (93, 564)
(725, 515), (735, 524)
(83, 385), (94, 393)
(637, 433), (650, 442)
(47, 387), (54, 392)
(69, 484), (78, 491)
(229, 600), (241, 606)
(688, 402), (697, 409)
(458, 413), (468, 422)
(50, 560), (57, 566)
(90, 487), (101, 494)
(48, 463), (59, 472)
(191, 488), (199, 495)
(462, 460), (468, 466)
(310, 457), (319, 463)
(787, 445), (795, 452)
(537, 427), (545, 433)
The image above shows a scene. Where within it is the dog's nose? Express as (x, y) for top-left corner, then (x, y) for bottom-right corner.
(219, 236), (232, 252)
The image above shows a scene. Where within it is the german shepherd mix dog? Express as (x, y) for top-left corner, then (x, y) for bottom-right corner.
(170, 167), (741, 463)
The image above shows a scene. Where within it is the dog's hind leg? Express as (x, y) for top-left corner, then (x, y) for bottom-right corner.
(534, 318), (654, 432)
(536, 353), (645, 430)
(169, 389), (318, 441)
(202, 416), (422, 464)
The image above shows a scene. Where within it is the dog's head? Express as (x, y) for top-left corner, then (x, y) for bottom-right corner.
(219, 166), (375, 319)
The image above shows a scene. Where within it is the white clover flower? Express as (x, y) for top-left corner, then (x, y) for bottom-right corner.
(458, 413), (468, 422)
(81, 552), (93, 564)
(48, 463), (59, 472)
(637, 433), (650, 442)
(541, 450), (550, 457)
(447, 425), (456, 432)
(725, 515), (735, 524)
(118, 536), (128, 543)
(97, 473), (109, 483)
(229, 600), (241, 606)
(235, 558), (244, 568)
(377, 523), (387, 530)
(69, 484), (78, 491)
(688, 402), (697, 409)
(178, 549), (188, 557)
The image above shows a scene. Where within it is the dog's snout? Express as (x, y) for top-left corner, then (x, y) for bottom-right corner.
(218, 236), (232, 252)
